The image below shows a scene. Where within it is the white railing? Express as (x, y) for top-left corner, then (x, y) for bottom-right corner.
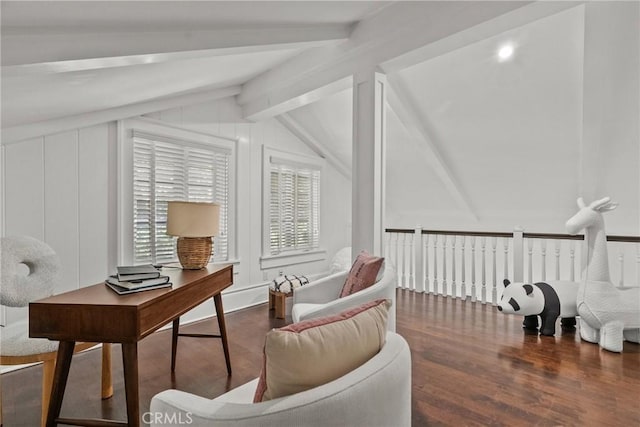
(385, 227), (640, 304)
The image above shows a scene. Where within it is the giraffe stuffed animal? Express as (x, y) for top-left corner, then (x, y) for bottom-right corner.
(565, 197), (640, 352)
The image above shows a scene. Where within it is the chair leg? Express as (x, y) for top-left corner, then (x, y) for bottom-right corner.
(41, 359), (56, 427)
(101, 343), (113, 399)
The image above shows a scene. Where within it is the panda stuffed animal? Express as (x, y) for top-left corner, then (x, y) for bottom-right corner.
(497, 279), (579, 336)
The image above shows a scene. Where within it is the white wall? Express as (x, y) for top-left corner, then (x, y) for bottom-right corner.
(580, 1), (639, 235)
(385, 3), (639, 236)
(143, 97), (352, 315)
(1, 96), (351, 329)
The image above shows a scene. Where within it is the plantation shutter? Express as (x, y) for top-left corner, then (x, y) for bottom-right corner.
(269, 161), (320, 255)
(133, 132), (230, 264)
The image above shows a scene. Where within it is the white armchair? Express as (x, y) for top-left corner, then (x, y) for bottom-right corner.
(150, 332), (411, 427)
(292, 263), (397, 331)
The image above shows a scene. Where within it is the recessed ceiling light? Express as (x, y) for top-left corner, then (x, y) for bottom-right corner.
(498, 44), (515, 61)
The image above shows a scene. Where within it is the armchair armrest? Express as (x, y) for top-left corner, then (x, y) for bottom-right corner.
(292, 271), (348, 305)
(294, 281), (394, 322)
(292, 266), (397, 331)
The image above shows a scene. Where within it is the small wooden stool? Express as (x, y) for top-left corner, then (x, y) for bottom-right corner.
(269, 289), (292, 319)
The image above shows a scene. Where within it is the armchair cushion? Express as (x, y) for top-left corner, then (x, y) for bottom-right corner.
(339, 251), (384, 297)
(254, 299), (390, 402)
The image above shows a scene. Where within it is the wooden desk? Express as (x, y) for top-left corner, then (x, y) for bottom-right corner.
(29, 264), (233, 427)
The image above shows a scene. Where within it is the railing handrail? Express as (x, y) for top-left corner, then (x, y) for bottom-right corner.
(384, 228), (640, 243)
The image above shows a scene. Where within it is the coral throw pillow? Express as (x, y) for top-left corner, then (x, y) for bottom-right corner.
(339, 251), (384, 298)
(253, 299), (390, 402)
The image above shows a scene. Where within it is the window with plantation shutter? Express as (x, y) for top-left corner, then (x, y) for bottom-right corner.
(263, 148), (322, 258)
(132, 131), (231, 264)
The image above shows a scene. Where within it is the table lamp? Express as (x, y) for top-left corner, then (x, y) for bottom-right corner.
(166, 201), (220, 269)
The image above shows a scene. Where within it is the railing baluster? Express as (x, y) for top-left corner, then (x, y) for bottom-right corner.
(451, 236), (457, 299)
(394, 233), (402, 288)
(407, 233), (414, 290)
(503, 237), (509, 283)
(555, 240), (561, 280)
(414, 227), (423, 292)
(433, 235), (439, 295)
(402, 233), (408, 289)
(397, 234), (402, 288)
(461, 236), (467, 301)
(481, 237), (487, 304)
(527, 238), (534, 284)
(406, 233), (413, 289)
(491, 237), (497, 304)
(637, 244), (640, 289)
(471, 236), (477, 303)
(399, 233), (404, 287)
(424, 234), (430, 294)
(442, 236), (448, 298)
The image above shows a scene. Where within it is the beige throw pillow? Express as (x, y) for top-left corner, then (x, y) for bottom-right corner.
(253, 299), (390, 402)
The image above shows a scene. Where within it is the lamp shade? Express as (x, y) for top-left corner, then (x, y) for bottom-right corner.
(166, 201), (220, 237)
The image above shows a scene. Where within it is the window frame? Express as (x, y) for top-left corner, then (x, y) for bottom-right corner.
(118, 118), (237, 266)
(261, 146), (326, 270)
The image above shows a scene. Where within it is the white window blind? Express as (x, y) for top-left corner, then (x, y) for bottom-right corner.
(133, 133), (230, 264)
(269, 161), (320, 255)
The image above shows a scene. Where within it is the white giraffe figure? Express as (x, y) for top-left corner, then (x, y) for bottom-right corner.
(565, 196), (640, 352)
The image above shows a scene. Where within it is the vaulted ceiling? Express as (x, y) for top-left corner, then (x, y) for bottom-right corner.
(1, 1), (390, 127)
(1, 0), (534, 131)
(2, 1), (637, 233)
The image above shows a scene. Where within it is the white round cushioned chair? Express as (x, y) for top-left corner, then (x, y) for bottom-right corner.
(0, 236), (109, 427)
(150, 332), (411, 427)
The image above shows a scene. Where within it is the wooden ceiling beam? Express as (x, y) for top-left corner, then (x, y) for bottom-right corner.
(276, 113), (351, 180)
(2, 25), (349, 67)
(2, 86), (241, 144)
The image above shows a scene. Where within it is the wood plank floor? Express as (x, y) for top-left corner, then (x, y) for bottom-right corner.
(2, 289), (639, 426)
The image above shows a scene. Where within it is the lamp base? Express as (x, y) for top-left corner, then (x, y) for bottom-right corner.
(176, 237), (213, 269)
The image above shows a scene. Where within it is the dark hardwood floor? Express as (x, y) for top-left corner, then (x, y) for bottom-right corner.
(2, 289), (639, 426)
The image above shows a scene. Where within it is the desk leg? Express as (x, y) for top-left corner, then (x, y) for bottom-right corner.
(171, 318), (180, 372)
(213, 294), (232, 375)
(46, 340), (75, 427)
(122, 343), (140, 427)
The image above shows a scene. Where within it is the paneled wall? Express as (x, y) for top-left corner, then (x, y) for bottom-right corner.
(2, 123), (115, 325)
(1, 96), (352, 330)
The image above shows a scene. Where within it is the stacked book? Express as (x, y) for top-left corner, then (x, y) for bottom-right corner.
(105, 264), (172, 295)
